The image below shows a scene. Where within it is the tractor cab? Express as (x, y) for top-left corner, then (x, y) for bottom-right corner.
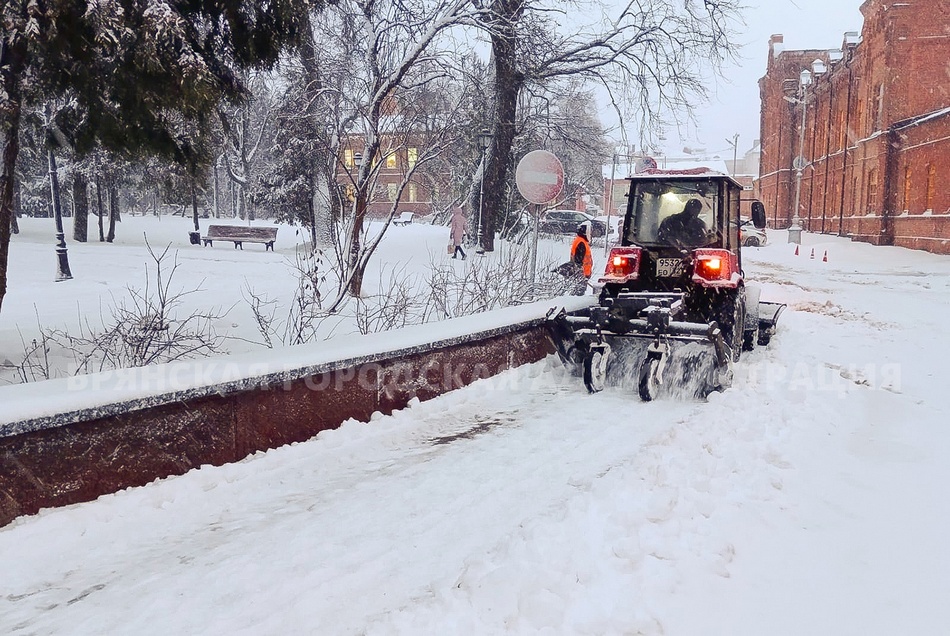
(602, 171), (765, 297)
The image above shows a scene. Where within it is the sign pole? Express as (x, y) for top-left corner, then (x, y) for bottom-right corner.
(529, 203), (539, 300)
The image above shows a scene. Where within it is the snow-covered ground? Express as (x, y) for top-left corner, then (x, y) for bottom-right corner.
(2, 219), (950, 634)
(0, 215), (594, 384)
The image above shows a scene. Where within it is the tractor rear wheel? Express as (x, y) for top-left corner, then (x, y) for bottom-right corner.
(712, 289), (745, 362)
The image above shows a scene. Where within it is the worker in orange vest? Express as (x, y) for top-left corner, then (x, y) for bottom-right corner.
(569, 221), (593, 295)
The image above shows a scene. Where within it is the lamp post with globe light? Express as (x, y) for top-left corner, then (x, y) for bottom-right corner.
(785, 67), (813, 244)
(475, 128), (492, 254)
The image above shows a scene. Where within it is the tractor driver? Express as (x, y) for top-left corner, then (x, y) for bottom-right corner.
(657, 197), (713, 247)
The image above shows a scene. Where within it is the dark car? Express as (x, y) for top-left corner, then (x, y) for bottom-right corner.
(539, 210), (607, 238)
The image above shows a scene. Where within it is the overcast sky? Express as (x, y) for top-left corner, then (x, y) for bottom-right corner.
(603, 0), (865, 159)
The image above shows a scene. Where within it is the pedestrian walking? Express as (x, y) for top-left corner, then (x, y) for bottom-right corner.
(450, 206), (467, 260)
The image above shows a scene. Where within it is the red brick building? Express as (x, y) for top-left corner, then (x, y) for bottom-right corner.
(338, 141), (439, 218)
(756, 0), (950, 253)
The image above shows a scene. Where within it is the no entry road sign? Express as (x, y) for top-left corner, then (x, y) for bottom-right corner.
(515, 150), (564, 204)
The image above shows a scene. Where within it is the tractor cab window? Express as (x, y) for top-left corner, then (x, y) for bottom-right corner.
(625, 180), (718, 249)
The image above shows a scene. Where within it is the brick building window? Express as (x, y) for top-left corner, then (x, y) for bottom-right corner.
(387, 183), (398, 201)
(856, 101), (865, 138)
(407, 148), (418, 167)
(926, 164), (936, 211)
(386, 152), (397, 169)
(344, 149), (355, 168)
(868, 83), (883, 134)
(867, 169), (878, 213)
(408, 183), (417, 203)
(903, 166), (911, 212)
(851, 176), (858, 216)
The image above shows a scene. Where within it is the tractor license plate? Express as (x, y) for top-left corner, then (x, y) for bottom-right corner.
(656, 258), (683, 278)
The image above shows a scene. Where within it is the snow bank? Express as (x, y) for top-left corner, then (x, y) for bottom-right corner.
(0, 296), (595, 435)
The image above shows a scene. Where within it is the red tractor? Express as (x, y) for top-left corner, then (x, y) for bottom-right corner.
(555, 169), (785, 400)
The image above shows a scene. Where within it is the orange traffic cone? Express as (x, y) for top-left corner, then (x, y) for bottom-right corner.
(822, 250), (828, 262)
(810, 248), (815, 259)
(794, 245), (799, 256)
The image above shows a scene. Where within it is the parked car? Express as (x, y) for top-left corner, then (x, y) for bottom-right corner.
(539, 209), (607, 238)
(595, 215), (623, 241)
(739, 217), (768, 247)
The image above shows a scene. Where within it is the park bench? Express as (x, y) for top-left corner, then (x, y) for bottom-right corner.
(201, 225), (278, 251)
(392, 212), (414, 227)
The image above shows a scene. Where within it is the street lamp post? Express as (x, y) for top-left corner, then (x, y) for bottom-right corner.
(726, 133), (739, 174)
(788, 68), (812, 244)
(47, 147), (72, 281)
(604, 153), (617, 257)
(352, 151), (363, 215)
(475, 128), (491, 254)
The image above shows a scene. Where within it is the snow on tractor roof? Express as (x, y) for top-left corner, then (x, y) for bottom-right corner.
(626, 167), (743, 188)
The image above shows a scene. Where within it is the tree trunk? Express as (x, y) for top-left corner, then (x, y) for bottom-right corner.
(312, 169), (334, 248)
(245, 187), (254, 222)
(107, 183), (118, 242)
(298, 19), (335, 250)
(212, 161), (220, 218)
(191, 181), (199, 231)
(72, 174), (89, 242)
(481, 0), (525, 253)
(96, 177), (105, 242)
(11, 177), (21, 235)
(0, 39), (26, 314)
(346, 195), (366, 297)
(0, 122), (17, 313)
(307, 198), (317, 248)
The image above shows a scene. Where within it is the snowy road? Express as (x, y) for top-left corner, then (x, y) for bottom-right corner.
(3, 233), (950, 635)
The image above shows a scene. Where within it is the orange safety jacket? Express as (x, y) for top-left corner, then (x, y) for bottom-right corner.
(571, 235), (593, 278)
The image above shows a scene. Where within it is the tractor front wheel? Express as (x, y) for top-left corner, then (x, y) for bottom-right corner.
(638, 356), (661, 401)
(583, 344), (610, 393)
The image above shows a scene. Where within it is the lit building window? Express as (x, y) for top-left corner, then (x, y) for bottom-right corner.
(344, 149), (354, 168)
(386, 152), (397, 169)
(408, 147), (418, 167)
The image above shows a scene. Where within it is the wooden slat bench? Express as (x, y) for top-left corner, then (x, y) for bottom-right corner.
(201, 225), (278, 251)
(392, 212), (414, 226)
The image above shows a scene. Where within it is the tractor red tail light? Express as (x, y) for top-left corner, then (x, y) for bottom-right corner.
(599, 247), (641, 284)
(691, 248), (739, 288)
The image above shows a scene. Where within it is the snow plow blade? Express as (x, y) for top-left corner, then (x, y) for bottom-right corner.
(549, 294), (733, 401)
(757, 301), (786, 346)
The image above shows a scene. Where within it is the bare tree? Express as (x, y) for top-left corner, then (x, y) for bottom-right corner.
(475, 0), (742, 251)
(307, 0), (484, 306)
(218, 74), (277, 223)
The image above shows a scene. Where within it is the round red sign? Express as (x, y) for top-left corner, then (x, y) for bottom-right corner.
(515, 150), (564, 204)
